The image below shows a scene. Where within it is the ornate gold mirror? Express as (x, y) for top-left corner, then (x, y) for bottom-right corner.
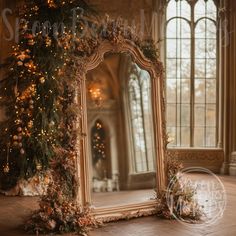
(77, 40), (166, 221)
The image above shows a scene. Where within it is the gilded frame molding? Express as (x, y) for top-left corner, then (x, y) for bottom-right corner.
(75, 39), (167, 221)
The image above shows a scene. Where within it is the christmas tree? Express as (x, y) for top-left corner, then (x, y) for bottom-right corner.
(0, 0), (96, 189)
(0, 0), (99, 234)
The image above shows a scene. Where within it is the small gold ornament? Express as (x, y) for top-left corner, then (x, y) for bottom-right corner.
(39, 77), (45, 84)
(45, 37), (52, 47)
(13, 141), (18, 146)
(29, 104), (34, 110)
(20, 148), (25, 155)
(3, 163), (10, 173)
(36, 162), (42, 171)
(28, 120), (33, 128)
(17, 52), (26, 61)
(49, 121), (55, 127)
(47, 0), (57, 8)
(28, 39), (35, 46)
(13, 135), (18, 140)
(18, 142), (23, 148)
(17, 127), (22, 132)
(16, 119), (22, 124)
(17, 61), (23, 66)
(29, 99), (34, 105)
(44, 175), (50, 184)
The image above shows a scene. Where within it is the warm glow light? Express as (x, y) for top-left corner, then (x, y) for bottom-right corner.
(89, 88), (102, 107)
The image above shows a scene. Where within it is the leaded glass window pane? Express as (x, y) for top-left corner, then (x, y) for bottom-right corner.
(128, 62), (154, 172)
(166, 0), (218, 147)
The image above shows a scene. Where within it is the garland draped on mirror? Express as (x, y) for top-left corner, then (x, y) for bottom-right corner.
(26, 15), (166, 234)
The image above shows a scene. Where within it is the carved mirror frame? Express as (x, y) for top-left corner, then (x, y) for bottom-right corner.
(75, 39), (166, 221)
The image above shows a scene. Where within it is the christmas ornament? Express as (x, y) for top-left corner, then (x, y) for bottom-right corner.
(17, 127), (22, 132)
(17, 51), (30, 61)
(28, 121), (33, 128)
(28, 39), (35, 46)
(39, 77), (45, 84)
(49, 121), (55, 127)
(13, 135), (18, 140)
(36, 162), (42, 171)
(20, 148), (25, 155)
(24, 33), (33, 39)
(17, 61), (23, 66)
(45, 37), (52, 47)
(13, 141), (18, 146)
(47, 0), (57, 8)
(17, 53), (26, 61)
(3, 163), (10, 173)
(16, 119), (22, 124)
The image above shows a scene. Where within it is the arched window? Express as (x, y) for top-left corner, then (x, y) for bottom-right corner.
(166, 0), (218, 147)
(127, 62), (155, 173)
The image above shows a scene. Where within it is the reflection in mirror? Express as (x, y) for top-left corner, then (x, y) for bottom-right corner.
(86, 53), (156, 207)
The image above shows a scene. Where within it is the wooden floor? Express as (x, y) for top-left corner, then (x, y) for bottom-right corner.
(92, 189), (155, 207)
(0, 175), (236, 236)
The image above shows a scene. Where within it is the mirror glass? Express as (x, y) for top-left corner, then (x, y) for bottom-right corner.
(86, 52), (157, 207)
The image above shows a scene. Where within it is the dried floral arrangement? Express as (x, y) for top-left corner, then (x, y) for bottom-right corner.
(24, 148), (98, 235)
(156, 158), (203, 222)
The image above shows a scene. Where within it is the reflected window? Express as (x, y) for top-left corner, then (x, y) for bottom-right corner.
(166, 0), (218, 147)
(128, 62), (154, 173)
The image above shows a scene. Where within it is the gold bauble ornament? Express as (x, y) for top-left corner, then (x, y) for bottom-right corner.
(49, 121), (55, 127)
(36, 162), (42, 171)
(13, 135), (18, 140)
(29, 105), (34, 110)
(44, 175), (50, 184)
(3, 163), (10, 173)
(28, 39), (35, 46)
(45, 37), (52, 47)
(28, 121), (33, 128)
(29, 99), (34, 105)
(13, 141), (18, 146)
(17, 127), (22, 133)
(18, 142), (23, 148)
(16, 119), (22, 124)
(17, 53), (26, 61)
(20, 148), (25, 155)
(17, 61), (23, 66)
(39, 77), (45, 84)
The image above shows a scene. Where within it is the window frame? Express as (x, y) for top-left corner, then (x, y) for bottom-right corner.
(165, 0), (219, 148)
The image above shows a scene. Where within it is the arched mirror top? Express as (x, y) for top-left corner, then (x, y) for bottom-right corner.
(82, 40), (163, 80)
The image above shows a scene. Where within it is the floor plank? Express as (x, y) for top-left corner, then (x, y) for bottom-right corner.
(0, 175), (235, 236)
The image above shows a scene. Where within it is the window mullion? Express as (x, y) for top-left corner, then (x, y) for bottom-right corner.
(139, 79), (149, 171)
(190, 3), (195, 147)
